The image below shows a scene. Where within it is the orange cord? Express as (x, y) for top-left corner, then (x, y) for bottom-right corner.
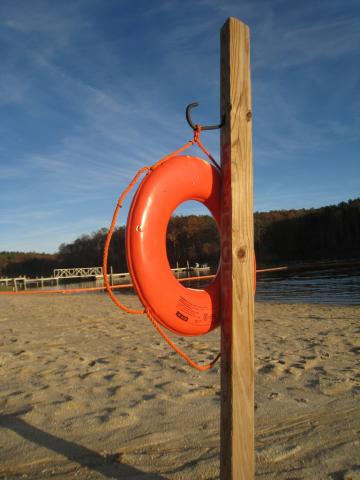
(193, 125), (220, 170)
(146, 307), (221, 371)
(102, 166), (150, 315)
(0, 284), (133, 295)
(102, 128), (222, 371)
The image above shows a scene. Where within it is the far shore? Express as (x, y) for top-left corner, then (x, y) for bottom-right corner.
(257, 256), (360, 272)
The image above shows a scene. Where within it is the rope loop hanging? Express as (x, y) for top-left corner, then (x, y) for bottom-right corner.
(102, 127), (222, 371)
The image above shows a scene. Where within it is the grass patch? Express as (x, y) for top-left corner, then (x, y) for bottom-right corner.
(0, 285), (13, 292)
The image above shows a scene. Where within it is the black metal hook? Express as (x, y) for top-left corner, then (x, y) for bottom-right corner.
(185, 102), (225, 131)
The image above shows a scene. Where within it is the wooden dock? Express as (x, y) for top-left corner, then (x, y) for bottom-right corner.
(0, 264), (208, 291)
(0, 276), (60, 291)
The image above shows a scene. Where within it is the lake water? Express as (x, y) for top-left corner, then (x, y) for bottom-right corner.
(176, 266), (360, 305)
(255, 266), (360, 305)
(31, 266), (360, 306)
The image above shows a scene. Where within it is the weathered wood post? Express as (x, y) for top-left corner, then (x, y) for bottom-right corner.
(220, 17), (255, 480)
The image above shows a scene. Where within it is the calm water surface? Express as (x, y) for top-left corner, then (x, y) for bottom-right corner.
(184, 266), (360, 306)
(255, 266), (360, 305)
(34, 266), (360, 306)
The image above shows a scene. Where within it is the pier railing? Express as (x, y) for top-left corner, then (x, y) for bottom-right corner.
(53, 267), (103, 278)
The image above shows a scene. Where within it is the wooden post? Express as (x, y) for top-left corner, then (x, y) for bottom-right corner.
(220, 18), (255, 480)
(110, 266), (114, 286)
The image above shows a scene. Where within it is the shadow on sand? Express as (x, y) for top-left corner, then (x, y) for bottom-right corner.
(0, 408), (166, 479)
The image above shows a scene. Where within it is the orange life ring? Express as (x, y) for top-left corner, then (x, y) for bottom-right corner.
(126, 155), (221, 336)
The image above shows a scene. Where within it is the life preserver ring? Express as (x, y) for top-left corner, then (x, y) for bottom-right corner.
(126, 155), (221, 336)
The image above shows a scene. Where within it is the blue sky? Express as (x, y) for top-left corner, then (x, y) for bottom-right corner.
(1, 0), (359, 253)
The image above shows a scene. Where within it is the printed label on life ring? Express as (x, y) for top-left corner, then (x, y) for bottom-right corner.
(176, 296), (215, 326)
(176, 311), (188, 322)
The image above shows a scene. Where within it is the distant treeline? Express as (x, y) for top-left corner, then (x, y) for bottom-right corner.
(1, 198), (359, 276)
(0, 251), (58, 277)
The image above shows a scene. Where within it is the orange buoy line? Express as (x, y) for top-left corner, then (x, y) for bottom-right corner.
(0, 283), (132, 295)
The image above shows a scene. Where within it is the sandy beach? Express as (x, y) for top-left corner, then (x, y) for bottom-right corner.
(0, 294), (359, 479)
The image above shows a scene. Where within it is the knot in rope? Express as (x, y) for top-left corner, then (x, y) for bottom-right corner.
(194, 124), (202, 144)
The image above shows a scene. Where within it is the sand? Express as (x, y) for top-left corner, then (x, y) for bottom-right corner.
(0, 294), (359, 479)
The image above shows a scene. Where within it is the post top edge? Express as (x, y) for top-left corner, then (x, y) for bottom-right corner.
(221, 17), (250, 29)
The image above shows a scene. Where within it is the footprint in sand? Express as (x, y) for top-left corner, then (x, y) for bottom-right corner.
(88, 357), (110, 367)
(290, 361), (306, 370)
(53, 394), (73, 405)
(267, 391), (281, 400)
(154, 381), (172, 389)
(258, 363), (279, 374)
(8, 390), (24, 397)
(97, 407), (115, 423)
(107, 385), (121, 397)
(257, 444), (302, 464)
(142, 393), (157, 401)
(294, 397), (308, 404)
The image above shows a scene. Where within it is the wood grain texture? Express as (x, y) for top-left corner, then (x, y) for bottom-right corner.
(220, 17), (255, 480)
